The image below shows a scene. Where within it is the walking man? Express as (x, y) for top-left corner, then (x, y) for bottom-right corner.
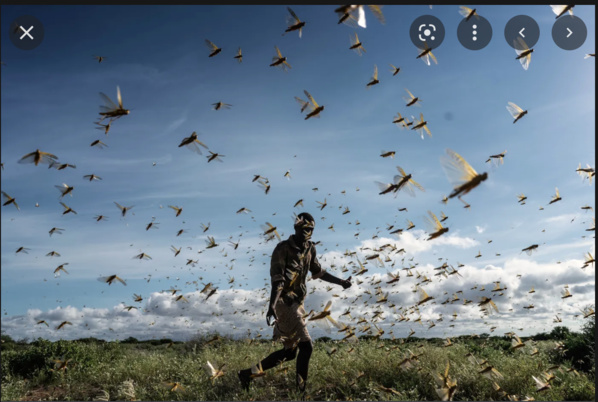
(238, 212), (352, 394)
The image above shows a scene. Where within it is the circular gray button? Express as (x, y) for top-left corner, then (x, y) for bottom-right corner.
(552, 15), (587, 50)
(457, 15), (492, 50)
(505, 15), (540, 50)
(9, 16), (44, 51)
(409, 15), (445, 50)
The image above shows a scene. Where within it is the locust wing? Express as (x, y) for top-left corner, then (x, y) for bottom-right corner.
(424, 211), (444, 233)
(514, 37), (532, 70)
(99, 92), (118, 113)
(367, 5), (385, 24)
(425, 50), (438, 65)
(550, 5), (573, 17)
(506, 102), (523, 119)
(440, 149), (479, 189)
(458, 6), (479, 19)
(116, 86), (124, 108)
(338, 6), (367, 28)
(205, 39), (219, 51)
(304, 90), (319, 109)
(295, 96), (309, 113)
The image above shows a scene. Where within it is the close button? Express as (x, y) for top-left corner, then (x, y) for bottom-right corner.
(9, 15), (45, 51)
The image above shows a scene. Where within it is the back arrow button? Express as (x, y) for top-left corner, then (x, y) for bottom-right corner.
(504, 15), (539, 49)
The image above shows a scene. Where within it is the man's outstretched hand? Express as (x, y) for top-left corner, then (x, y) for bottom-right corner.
(342, 276), (352, 290)
(266, 304), (278, 326)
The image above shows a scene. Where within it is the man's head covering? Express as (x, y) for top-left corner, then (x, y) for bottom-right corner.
(294, 212), (315, 228)
(294, 212), (315, 243)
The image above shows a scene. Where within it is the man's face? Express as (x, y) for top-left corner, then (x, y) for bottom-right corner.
(295, 219), (315, 242)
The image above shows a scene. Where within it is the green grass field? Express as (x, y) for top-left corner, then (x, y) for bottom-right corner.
(1, 326), (595, 401)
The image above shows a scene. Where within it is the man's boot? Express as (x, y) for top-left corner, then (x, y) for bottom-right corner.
(238, 369), (252, 391)
(296, 373), (306, 400)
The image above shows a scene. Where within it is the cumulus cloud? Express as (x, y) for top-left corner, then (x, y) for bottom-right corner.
(2, 250), (593, 343)
(542, 213), (579, 225)
(326, 231), (479, 261)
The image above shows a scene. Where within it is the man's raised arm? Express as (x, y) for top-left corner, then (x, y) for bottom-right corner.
(319, 272), (352, 289)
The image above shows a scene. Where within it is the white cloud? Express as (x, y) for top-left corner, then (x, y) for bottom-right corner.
(2, 250), (593, 343)
(542, 213), (579, 224)
(344, 231), (478, 258)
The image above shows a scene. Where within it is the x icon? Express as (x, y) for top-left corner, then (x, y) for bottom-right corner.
(19, 25), (34, 40)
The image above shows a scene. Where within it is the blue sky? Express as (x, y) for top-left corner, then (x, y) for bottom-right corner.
(1, 5), (595, 342)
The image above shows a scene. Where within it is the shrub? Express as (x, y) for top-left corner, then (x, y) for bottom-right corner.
(564, 314), (595, 374)
(550, 326), (571, 340)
